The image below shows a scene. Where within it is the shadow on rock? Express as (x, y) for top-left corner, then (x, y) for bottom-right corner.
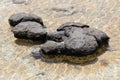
(32, 42), (109, 65)
(15, 39), (46, 46)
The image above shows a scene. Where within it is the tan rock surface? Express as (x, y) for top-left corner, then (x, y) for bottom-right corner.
(0, 0), (120, 80)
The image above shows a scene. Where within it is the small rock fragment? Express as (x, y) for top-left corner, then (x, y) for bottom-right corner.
(12, 0), (26, 4)
(32, 48), (41, 59)
(51, 4), (74, 12)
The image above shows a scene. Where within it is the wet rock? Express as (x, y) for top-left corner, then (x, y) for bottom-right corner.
(32, 48), (41, 59)
(12, 21), (47, 41)
(9, 12), (44, 27)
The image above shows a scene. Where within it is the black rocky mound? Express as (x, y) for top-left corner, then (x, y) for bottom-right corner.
(37, 22), (109, 63)
(12, 21), (47, 41)
(39, 22), (109, 56)
(9, 13), (47, 41)
(9, 12), (44, 27)
(8, 13), (109, 63)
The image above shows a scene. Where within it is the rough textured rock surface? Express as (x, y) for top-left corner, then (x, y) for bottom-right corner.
(83, 28), (110, 46)
(47, 31), (66, 42)
(38, 23), (109, 61)
(64, 34), (99, 56)
(9, 12), (44, 27)
(12, 21), (47, 41)
(57, 22), (89, 31)
(40, 41), (65, 55)
(0, 0), (120, 80)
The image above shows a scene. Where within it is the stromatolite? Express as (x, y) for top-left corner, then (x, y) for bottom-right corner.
(8, 13), (109, 63)
(12, 21), (47, 41)
(9, 13), (47, 41)
(9, 12), (44, 27)
(36, 22), (109, 63)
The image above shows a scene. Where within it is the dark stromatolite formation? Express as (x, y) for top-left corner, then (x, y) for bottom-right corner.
(12, 21), (47, 41)
(9, 13), (47, 41)
(9, 12), (44, 27)
(37, 22), (109, 63)
(9, 13), (109, 63)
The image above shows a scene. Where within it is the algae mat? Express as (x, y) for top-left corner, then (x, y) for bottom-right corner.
(0, 0), (120, 80)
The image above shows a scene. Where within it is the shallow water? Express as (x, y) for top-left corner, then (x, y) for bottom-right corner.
(0, 0), (120, 80)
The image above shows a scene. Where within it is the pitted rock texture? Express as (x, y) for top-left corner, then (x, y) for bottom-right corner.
(12, 21), (47, 41)
(47, 31), (67, 42)
(9, 12), (44, 27)
(39, 41), (65, 55)
(39, 22), (109, 59)
(64, 34), (99, 56)
(83, 28), (110, 46)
